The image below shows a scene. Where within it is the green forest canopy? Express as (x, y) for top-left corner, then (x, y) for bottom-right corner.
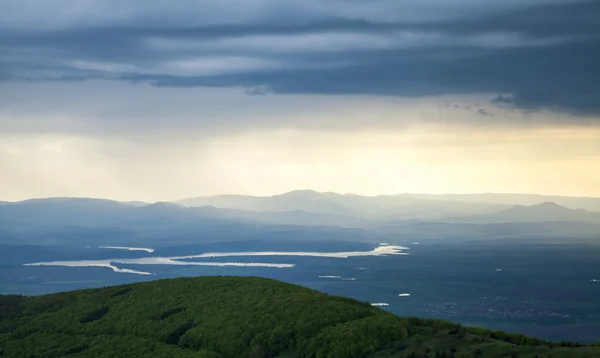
(1, 276), (599, 358)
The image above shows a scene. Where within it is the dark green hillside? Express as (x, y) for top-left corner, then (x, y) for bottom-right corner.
(0, 277), (598, 358)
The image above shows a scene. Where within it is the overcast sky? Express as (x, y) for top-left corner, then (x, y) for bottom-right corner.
(1, 0), (599, 201)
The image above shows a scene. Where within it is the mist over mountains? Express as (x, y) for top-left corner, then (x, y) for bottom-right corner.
(401, 193), (600, 212)
(175, 190), (600, 223)
(3, 191), (600, 346)
(1, 191), (599, 247)
(449, 201), (600, 224)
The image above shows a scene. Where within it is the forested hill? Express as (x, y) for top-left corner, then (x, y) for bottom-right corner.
(1, 277), (598, 358)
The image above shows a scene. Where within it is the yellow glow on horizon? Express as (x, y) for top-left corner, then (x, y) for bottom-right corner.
(2, 125), (598, 201)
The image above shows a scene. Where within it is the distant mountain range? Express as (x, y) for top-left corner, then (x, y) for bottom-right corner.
(1, 192), (599, 247)
(0, 197), (369, 229)
(449, 202), (600, 224)
(176, 190), (600, 222)
(178, 190), (359, 216)
(175, 190), (512, 221)
(3, 191), (599, 229)
(0, 198), (377, 247)
(401, 193), (600, 212)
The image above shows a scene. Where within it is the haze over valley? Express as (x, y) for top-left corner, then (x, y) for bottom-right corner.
(2, 190), (600, 344)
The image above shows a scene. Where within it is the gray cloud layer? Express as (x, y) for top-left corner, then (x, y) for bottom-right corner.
(1, 0), (599, 115)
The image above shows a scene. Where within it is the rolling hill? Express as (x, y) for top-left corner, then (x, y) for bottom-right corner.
(1, 277), (598, 358)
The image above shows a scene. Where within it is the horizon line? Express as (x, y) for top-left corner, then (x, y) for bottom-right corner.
(2, 190), (600, 204)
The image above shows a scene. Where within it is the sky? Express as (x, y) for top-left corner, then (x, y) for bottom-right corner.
(1, 0), (599, 201)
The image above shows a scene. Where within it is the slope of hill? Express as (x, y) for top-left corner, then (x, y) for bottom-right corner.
(1, 277), (598, 358)
(451, 202), (600, 224)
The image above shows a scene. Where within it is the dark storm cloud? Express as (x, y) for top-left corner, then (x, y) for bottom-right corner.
(1, 0), (599, 115)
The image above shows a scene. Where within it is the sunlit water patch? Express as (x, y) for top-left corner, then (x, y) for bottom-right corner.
(24, 244), (408, 275)
(175, 244), (408, 260)
(25, 258), (294, 275)
(318, 276), (356, 281)
(99, 246), (154, 253)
